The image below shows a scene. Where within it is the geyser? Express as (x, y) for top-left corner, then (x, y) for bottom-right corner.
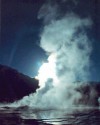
(39, 13), (92, 85)
(1, 0), (100, 109)
(3, 13), (96, 109)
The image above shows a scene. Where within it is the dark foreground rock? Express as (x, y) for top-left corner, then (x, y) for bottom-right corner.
(0, 64), (39, 102)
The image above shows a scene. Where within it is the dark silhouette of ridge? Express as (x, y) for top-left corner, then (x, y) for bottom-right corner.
(0, 64), (39, 102)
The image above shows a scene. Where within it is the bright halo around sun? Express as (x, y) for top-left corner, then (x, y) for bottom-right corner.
(35, 53), (58, 87)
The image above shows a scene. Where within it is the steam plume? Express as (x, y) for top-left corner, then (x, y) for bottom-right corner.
(39, 13), (92, 84)
(31, 12), (93, 108)
(1, 0), (98, 109)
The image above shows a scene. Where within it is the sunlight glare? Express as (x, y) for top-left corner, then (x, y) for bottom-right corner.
(36, 53), (58, 87)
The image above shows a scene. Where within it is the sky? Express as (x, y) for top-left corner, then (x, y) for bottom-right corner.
(0, 0), (100, 81)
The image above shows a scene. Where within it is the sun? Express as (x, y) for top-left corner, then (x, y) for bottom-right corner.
(35, 53), (58, 87)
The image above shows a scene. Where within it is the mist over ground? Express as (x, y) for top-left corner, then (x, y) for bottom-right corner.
(0, 0), (100, 109)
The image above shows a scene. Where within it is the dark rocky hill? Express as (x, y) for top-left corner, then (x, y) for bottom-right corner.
(0, 64), (39, 102)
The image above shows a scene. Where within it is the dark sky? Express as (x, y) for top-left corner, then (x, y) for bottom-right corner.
(0, 0), (100, 80)
(1, 0), (47, 77)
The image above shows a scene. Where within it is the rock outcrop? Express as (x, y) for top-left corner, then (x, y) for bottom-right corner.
(0, 64), (39, 102)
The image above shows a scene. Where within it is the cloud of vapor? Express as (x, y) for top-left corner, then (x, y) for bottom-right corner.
(2, 0), (98, 109)
(40, 13), (92, 83)
(29, 13), (93, 108)
(38, 1), (59, 24)
(34, 0), (93, 108)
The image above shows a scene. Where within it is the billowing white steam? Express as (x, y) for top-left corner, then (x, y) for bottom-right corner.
(2, 13), (94, 109)
(39, 13), (92, 86)
(31, 13), (92, 108)
(1, 1), (97, 109)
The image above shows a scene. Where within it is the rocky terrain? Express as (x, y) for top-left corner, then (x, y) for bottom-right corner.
(0, 64), (39, 102)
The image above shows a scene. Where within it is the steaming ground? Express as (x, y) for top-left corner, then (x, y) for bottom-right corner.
(0, 13), (100, 109)
(0, 0), (99, 110)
